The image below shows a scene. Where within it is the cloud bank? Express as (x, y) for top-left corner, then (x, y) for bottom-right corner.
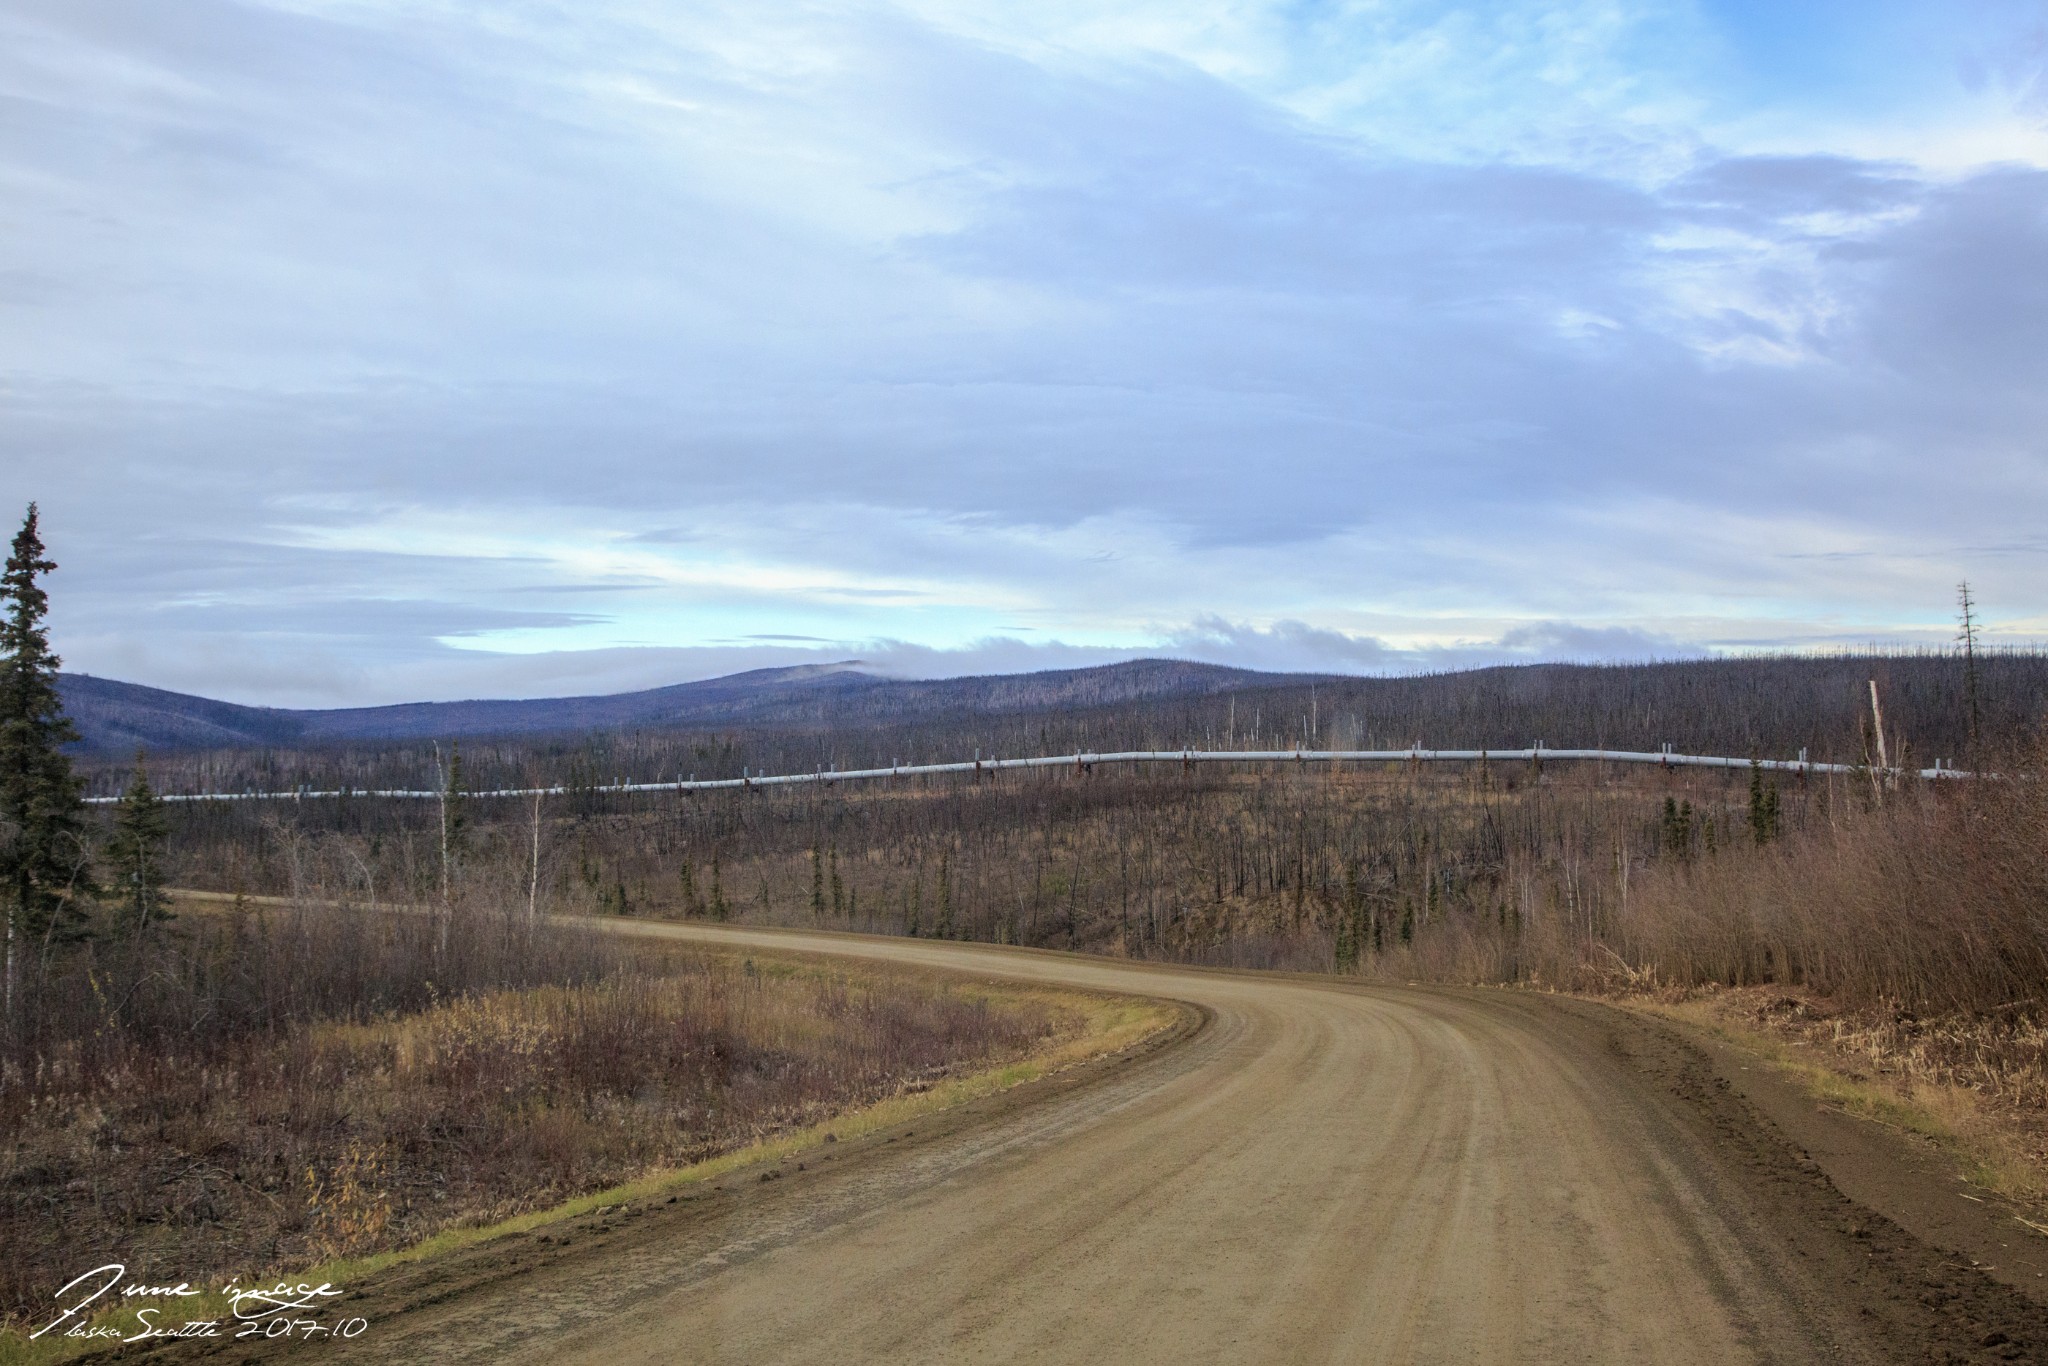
(2, 1), (2045, 704)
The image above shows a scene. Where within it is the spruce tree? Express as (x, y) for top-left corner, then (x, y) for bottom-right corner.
(709, 849), (728, 921)
(1749, 759), (1767, 844)
(1, 503), (93, 996)
(1334, 863), (1361, 972)
(104, 754), (170, 935)
(1748, 758), (1782, 846)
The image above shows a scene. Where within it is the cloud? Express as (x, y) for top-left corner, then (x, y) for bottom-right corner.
(1161, 616), (1706, 675)
(1666, 154), (1920, 219)
(2, 1), (2046, 707)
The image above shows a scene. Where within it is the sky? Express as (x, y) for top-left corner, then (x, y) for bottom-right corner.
(3, 0), (2047, 706)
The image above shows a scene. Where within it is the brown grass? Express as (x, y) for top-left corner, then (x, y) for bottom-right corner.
(0, 915), (1069, 1330)
(1627, 985), (2048, 1212)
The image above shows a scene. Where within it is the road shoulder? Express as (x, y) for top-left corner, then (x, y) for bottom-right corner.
(1638, 1004), (2048, 1304)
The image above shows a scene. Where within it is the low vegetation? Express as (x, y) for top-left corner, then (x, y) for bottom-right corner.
(0, 899), (1073, 1330)
(1585, 754), (2048, 1014)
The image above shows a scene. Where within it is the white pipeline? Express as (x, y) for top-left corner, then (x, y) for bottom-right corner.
(84, 745), (1971, 805)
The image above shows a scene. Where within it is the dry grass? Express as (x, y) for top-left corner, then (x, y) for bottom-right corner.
(1627, 985), (2048, 1212)
(0, 917), (1085, 1337)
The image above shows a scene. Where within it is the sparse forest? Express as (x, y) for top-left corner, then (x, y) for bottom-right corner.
(138, 732), (2044, 1009)
(45, 642), (2043, 1011)
(68, 647), (2048, 799)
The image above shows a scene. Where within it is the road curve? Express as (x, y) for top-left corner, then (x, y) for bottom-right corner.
(316, 924), (2043, 1366)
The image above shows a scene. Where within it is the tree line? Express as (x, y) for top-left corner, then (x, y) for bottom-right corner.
(71, 646), (2046, 806)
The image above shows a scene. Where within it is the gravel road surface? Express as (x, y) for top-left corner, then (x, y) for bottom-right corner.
(263, 923), (2047, 1365)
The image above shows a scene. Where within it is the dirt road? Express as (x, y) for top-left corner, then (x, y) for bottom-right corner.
(300, 924), (2043, 1365)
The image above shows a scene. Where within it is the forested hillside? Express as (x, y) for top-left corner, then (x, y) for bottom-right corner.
(70, 650), (2048, 798)
(59, 659), (1290, 753)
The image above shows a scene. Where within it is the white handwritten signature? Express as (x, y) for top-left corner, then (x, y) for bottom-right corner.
(32, 1264), (363, 1344)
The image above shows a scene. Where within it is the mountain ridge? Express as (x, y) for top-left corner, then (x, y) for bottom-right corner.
(57, 658), (1320, 752)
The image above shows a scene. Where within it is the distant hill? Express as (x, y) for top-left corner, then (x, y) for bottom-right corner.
(57, 659), (1312, 752)
(60, 651), (2048, 771)
(59, 675), (311, 752)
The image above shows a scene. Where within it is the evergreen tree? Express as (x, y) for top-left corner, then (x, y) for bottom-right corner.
(103, 754), (170, 935)
(1659, 799), (1696, 860)
(2, 504), (93, 998)
(1334, 863), (1361, 972)
(1748, 759), (1767, 845)
(709, 849), (729, 921)
(679, 856), (703, 917)
(1748, 758), (1781, 845)
(810, 845), (825, 921)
